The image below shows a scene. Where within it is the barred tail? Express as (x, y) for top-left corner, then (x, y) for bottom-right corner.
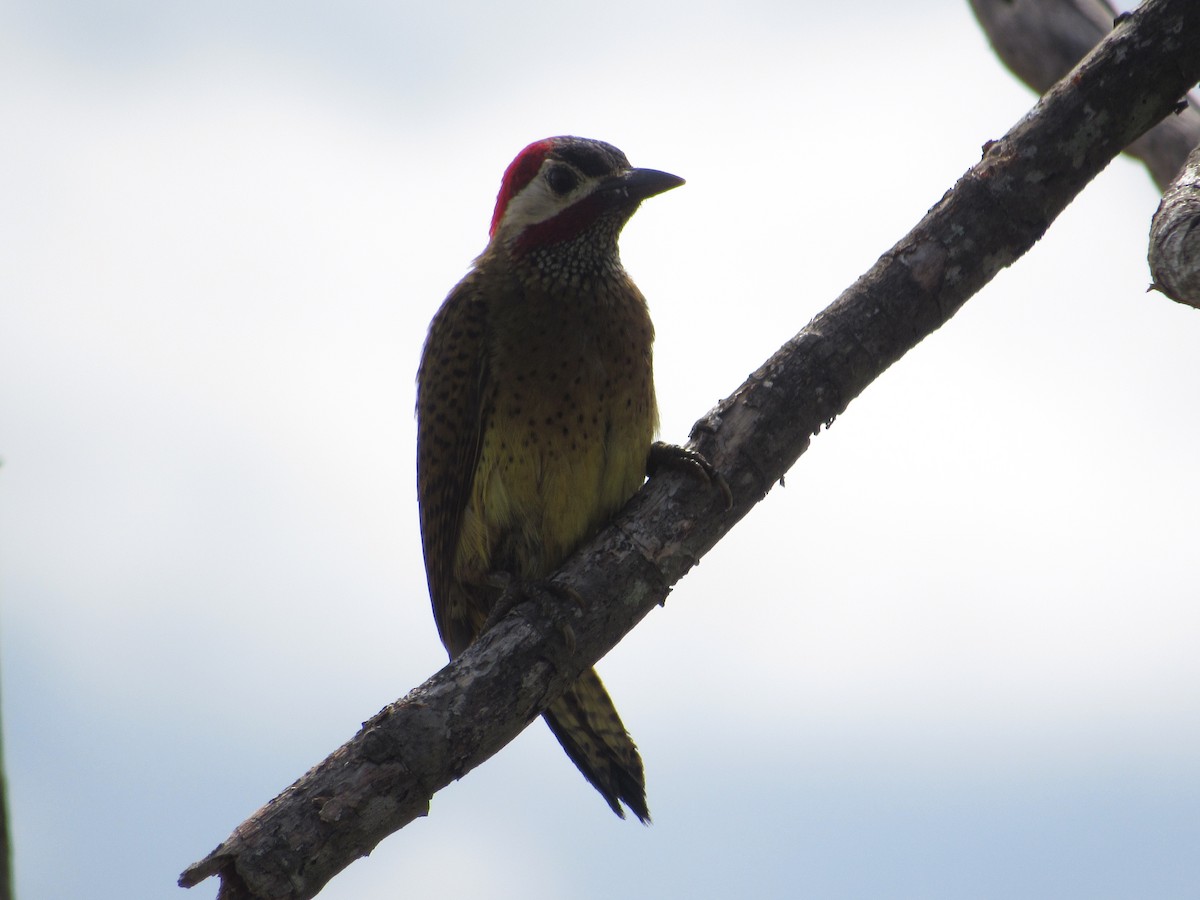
(543, 667), (649, 823)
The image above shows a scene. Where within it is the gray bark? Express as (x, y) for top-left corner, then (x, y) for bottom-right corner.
(969, 0), (1200, 190)
(1149, 143), (1200, 306)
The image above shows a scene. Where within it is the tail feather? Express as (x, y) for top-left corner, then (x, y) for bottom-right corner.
(543, 667), (649, 823)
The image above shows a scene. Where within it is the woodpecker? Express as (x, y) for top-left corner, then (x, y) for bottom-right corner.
(416, 136), (684, 822)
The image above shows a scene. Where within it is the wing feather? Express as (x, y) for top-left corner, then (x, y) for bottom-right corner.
(416, 274), (491, 654)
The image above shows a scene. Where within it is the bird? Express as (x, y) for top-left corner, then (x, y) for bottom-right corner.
(415, 136), (684, 822)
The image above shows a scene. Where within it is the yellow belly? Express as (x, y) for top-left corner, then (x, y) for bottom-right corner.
(456, 387), (654, 583)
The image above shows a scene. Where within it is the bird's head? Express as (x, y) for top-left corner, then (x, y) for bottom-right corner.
(486, 136), (683, 261)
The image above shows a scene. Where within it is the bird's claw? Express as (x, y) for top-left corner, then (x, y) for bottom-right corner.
(482, 573), (582, 653)
(647, 441), (733, 509)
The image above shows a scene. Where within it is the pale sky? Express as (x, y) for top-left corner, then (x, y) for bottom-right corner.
(2, 2), (1197, 899)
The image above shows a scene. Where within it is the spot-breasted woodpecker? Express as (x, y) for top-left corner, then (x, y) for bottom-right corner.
(416, 136), (684, 821)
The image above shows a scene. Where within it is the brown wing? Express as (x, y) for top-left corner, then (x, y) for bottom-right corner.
(416, 273), (490, 656)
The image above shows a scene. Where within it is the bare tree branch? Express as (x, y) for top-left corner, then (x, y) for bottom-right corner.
(0, 667), (12, 900)
(970, 0), (1200, 307)
(1149, 142), (1200, 306)
(968, 0), (1200, 189)
(180, 1), (1200, 897)
(970, 0), (1116, 88)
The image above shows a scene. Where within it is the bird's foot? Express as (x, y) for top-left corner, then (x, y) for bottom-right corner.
(482, 572), (584, 653)
(646, 441), (733, 509)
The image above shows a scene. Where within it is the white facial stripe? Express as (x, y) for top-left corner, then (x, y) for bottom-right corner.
(493, 160), (592, 238)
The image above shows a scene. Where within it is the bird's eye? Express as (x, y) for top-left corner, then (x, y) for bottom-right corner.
(545, 165), (579, 196)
